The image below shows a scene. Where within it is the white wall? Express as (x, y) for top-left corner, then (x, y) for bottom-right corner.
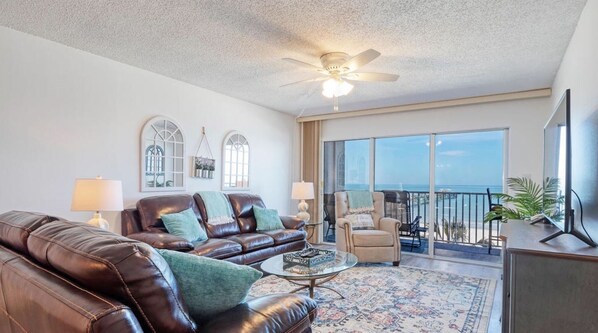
(322, 97), (552, 185)
(551, 0), (598, 237)
(0, 27), (297, 233)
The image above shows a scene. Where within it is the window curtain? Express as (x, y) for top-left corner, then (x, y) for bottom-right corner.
(300, 120), (321, 243)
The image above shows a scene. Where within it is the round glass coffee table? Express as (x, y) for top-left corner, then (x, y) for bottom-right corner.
(261, 250), (357, 299)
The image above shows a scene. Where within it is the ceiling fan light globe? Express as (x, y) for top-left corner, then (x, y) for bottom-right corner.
(322, 78), (353, 98)
(338, 80), (354, 96)
(322, 78), (339, 98)
(322, 89), (334, 98)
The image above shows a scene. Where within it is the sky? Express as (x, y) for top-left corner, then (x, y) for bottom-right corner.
(340, 130), (504, 190)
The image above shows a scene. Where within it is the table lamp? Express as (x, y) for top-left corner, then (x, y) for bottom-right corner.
(71, 176), (124, 230)
(292, 181), (314, 222)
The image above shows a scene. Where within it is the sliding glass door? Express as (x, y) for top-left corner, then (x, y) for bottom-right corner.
(323, 139), (370, 243)
(321, 129), (506, 263)
(375, 136), (430, 255)
(433, 130), (504, 263)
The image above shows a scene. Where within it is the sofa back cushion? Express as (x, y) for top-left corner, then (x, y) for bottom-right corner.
(0, 211), (59, 255)
(0, 246), (144, 333)
(137, 195), (202, 231)
(228, 193), (267, 233)
(193, 193), (241, 238)
(27, 221), (197, 333)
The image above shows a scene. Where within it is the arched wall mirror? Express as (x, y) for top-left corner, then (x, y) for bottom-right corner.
(222, 131), (250, 190)
(141, 116), (185, 192)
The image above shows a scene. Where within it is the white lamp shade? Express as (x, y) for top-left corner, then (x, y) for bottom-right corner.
(291, 182), (314, 200)
(71, 178), (124, 212)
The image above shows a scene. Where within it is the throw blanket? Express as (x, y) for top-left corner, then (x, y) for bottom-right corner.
(197, 191), (234, 225)
(347, 191), (374, 214)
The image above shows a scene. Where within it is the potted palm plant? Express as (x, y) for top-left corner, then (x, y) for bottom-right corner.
(484, 177), (561, 223)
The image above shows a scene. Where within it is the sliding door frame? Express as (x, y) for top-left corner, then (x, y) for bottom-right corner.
(320, 127), (509, 268)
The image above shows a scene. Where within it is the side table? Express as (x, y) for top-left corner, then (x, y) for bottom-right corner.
(304, 222), (322, 247)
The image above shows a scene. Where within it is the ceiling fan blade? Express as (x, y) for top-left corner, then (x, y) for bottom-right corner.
(282, 58), (327, 73)
(341, 49), (381, 72)
(343, 72), (399, 82)
(280, 76), (328, 87)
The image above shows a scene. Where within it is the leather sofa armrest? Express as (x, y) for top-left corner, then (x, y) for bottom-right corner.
(201, 294), (317, 333)
(127, 230), (194, 251)
(280, 215), (305, 230)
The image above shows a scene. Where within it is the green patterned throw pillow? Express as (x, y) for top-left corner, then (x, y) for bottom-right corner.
(161, 208), (208, 242)
(253, 205), (285, 231)
(157, 249), (262, 322)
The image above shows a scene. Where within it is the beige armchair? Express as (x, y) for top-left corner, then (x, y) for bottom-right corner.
(335, 191), (402, 265)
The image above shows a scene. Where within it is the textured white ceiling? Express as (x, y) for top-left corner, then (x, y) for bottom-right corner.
(0, 1), (587, 116)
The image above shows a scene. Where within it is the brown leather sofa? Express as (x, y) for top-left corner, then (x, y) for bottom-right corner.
(122, 193), (307, 266)
(0, 210), (317, 333)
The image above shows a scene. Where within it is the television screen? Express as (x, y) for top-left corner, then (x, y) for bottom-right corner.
(543, 89), (571, 232)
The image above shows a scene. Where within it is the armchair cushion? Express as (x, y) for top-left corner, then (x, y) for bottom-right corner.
(345, 214), (375, 230)
(352, 230), (394, 247)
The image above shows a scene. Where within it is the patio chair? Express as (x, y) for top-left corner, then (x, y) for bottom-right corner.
(335, 191), (402, 265)
(324, 205), (335, 238)
(399, 216), (426, 251)
(486, 188), (503, 254)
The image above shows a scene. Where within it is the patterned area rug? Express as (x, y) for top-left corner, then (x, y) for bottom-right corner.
(249, 265), (495, 333)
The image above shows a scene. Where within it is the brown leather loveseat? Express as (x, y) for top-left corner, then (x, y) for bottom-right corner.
(122, 193), (307, 265)
(0, 210), (317, 333)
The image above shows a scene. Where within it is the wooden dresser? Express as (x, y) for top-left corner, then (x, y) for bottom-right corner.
(500, 221), (598, 333)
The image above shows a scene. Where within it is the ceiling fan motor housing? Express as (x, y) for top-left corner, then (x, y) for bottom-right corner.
(320, 52), (350, 74)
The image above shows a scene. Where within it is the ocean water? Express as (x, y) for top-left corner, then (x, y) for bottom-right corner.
(344, 183), (503, 194)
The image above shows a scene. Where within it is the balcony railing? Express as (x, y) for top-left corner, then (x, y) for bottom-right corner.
(384, 190), (502, 249)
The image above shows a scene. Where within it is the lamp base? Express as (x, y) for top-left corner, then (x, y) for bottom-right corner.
(87, 212), (109, 230)
(297, 200), (311, 223)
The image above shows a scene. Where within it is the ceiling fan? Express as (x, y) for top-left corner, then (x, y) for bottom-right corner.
(281, 49), (399, 100)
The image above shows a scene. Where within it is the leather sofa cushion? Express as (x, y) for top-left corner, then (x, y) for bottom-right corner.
(228, 193), (266, 233)
(127, 229), (194, 251)
(0, 211), (59, 255)
(0, 246), (144, 333)
(137, 194), (202, 231)
(352, 229), (394, 247)
(192, 238), (243, 259)
(226, 233), (274, 252)
(201, 294), (318, 333)
(241, 246), (276, 265)
(27, 221), (197, 333)
(193, 193), (241, 238)
(259, 229), (307, 245)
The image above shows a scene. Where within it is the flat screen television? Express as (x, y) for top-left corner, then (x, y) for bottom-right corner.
(540, 89), (595, 246)
(542, 89), (571, 233)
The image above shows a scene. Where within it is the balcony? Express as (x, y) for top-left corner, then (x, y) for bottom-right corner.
(324, 190), (502, 264)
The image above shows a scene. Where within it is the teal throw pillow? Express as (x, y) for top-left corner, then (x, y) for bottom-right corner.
(157, 249), (262, 322)
(253, 205), (284, 231)
(161, 208), (208, 242)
